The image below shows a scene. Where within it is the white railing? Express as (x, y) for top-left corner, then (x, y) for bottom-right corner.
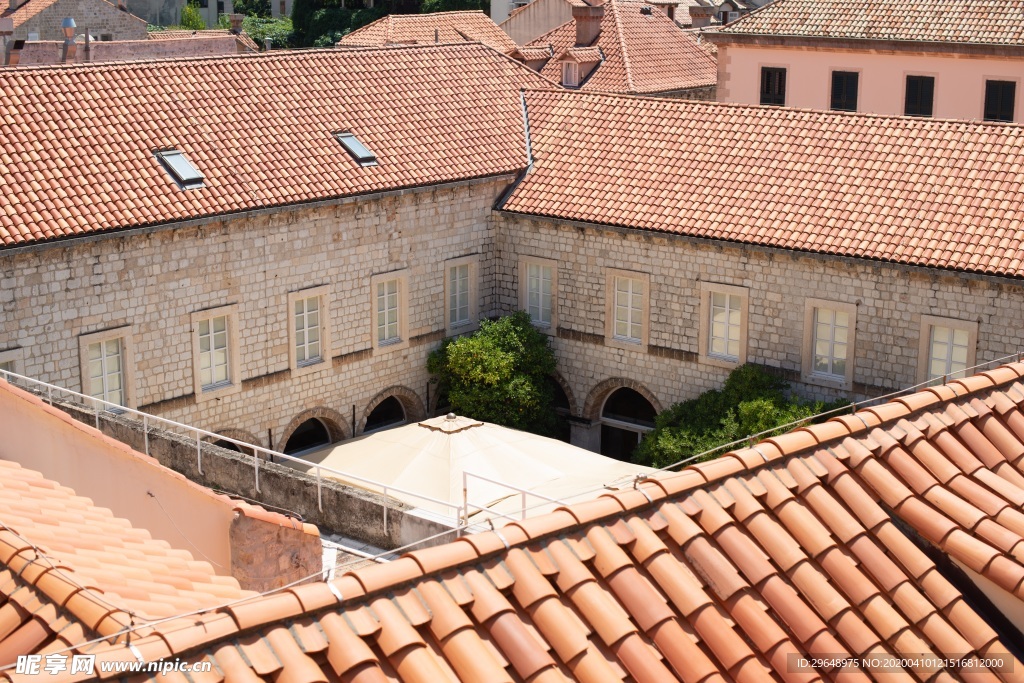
(461, 471), (569, 525)
(0, 370), (482, 533)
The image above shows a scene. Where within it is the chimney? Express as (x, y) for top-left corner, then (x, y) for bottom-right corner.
(116, 0), (127, 10)
(228, 12), (243, 33)
(665, 3), (675, 20)
(8, 0), (18, 12)
(688, 4), (714, 27)
(571, 0), (603, 46)
(60, 17), (76, 62)
(264, 37), (272, 50)
(5, 38), (23, 66)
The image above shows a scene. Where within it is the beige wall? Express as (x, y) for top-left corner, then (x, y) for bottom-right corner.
(499, 0), (572, 45)
(7, 35), (243, 64)
(718, 43), (1024, 122)
(495, 213), (1024, 428)
(0, 177), (510, 452)
(12, 0), (147, 41)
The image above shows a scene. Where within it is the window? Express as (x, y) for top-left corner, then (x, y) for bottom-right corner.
(904, 75), (935, 117)
(519, 257), (557, 331)
(830, 71), (858, 112)
(605, 269), (649, 349)
(155, 149), (204, 190)
(984, 80), (1016, 122)
(79, 328), (135, 409)
(802, 299), (856, 388)
(27, 32), (39, 41)
(191, 305), (240, 401)
(562, 61), (579, 88)
(288, 286), (331, 376)
(917, 315), (978, 384)
(334, 132), (377, 166)
(0, 361), (12, 374)
(699, 283), (748, 367)
(444, 256), (479, 333)
(760, 67), (786, 106)
(0, 348), (23, 379)
(370, 271), (408, 351)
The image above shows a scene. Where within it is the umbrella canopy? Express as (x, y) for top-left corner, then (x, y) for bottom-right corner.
(288, 414), (653, 524)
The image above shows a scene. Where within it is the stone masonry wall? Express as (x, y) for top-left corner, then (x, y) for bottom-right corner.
(494, 213), (1024, 422)
(0, 177), (509, 459)
(13, 0), (148, 41)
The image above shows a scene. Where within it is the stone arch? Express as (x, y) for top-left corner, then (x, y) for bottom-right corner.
(549, 372), (579, 417)
(205, 428), (261, 457)
(360, 385), (426, 433)
(582, 377), (663, 422)
(277, 406), (350, 453)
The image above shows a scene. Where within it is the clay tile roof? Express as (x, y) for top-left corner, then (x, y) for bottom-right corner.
(337, 11), (519, 54)
(148, 29), (260, 52)
(527, 0), (717, 94)
(717, 0), (1024, 45)
(25, 362), (1024, 681)
(1, 0), (145, 28)
(560, 45), (602, 62)
(0, 44), (554, 249)
(502, 89), (1024, 279)
(511, 44), (553, 60)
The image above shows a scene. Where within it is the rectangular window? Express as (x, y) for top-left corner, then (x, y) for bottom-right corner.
(377, 279), (400, 344)
(904, 75), (935, 117)
(0, 361), (12, 374)
(984, 80), (1016, 122)
(562, 61), (579, 88)
(928, 325), (970, 380)
(449, 264), (471, 328)
(87, 338), (124, 407)
(294, 296), (321, 365)
(614, 276), (644, 343)
(812, 308), (848, 378)
(760, 67), (786, 106)
(527, 263), (553, 326)
(830, 71), (858, 112)
(199, 316), (230, 389)
(709, 292), (742, 361)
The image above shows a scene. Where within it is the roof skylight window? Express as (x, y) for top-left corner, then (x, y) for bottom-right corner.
(334, 132), (377, 167)
(155, 149), (204, 190)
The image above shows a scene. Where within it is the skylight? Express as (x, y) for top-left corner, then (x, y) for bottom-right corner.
(155, 149), (204, 190)
(334, 132), (377, 167)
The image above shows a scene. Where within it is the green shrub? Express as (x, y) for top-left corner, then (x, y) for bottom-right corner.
(243, 15), (293, 47)
(180, 2), (206, 30)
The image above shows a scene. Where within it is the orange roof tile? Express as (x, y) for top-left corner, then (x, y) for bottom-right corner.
(501, 89), (1024, 278)
(337, 11), (519, 54)
(1, 0), (145, 29)
(716, 0), (1024, 45)
(0, 44), (554, 248)
(527, 0), (717, 94)
(14, 363), (1024, 681)
(148, 29), (260, 52)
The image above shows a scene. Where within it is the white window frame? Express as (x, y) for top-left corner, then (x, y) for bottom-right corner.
(371, 270), (409, 352)
(288, 286), (331, 377)
(518, 256), (558, 333)
(444, 255), (479, 334)
(562, 61), (579, 88)
(605, 269), (650, 350)
(801, 298), (856, 390)
(698, 282), (748, 368)
(0, 348), (24, 378)
(78, 327), (135, 410)
(917, 315), (978, 384)
(191, 304), (241, 402)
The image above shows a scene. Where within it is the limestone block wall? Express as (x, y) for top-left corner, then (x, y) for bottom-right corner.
(13, 0), (148, 40)
(494, 213), (1024, 421)
(0, 177), (509, 453)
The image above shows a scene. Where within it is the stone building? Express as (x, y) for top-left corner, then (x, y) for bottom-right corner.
(2, 44), (1024, 459)
(707, 0), (1024, 122)
(1, 0), (147, 41)
(337, 10), (518, 55)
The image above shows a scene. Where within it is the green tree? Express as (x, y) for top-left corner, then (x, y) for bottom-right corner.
(420, 0), (487, 13)
(180, 2), (206, 29)
(427, 312), (559, 435)
(243, 15), (293, 47)
(633, 364), (849, 468)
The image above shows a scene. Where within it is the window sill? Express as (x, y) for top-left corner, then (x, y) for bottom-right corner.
(607, 335), (644, 351)
(291, 357), (327, 378)
(801, 371), (852, 391)
(701, 353), (743, 370)
(374, 337), (409, 353)
(196, 380), (241, 402)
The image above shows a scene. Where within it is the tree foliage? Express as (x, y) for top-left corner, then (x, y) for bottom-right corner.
(427, 312), (558, 435)
(180, 2), (206, 30)
(243, 15), (293, 47)
(420, 0), (487, 14)
(633, 364), (850, 469)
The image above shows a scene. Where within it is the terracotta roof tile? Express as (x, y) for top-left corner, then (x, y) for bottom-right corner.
(502, 90), (1024, 279)
(717, 0), (1024, 45)
(527, 0), (716, 94)
(0, 45), (553, 248)
(148, 29), (260, 52)
(338, 11), (518, 54)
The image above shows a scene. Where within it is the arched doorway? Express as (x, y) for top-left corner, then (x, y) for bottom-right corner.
(600, 388), (656, 461)
(212, 439), (242, 452)
(283, 418), (332, 455)
(364, 396), (406, 433)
